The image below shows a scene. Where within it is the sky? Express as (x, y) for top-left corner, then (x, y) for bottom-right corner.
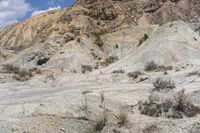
(0, 0), (76, 27)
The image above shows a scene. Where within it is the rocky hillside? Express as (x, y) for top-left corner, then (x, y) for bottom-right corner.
(0, 0), (199, 50)
(0, 0), (200, 133)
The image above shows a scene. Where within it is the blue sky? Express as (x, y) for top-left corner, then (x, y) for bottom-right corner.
(0, 0), (76, 27)
(21, 0), (76, 20)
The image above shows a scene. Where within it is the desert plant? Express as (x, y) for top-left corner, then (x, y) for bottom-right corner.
(143, 124), (158, 133)
(81, 95), (89, 115)
(187, 71), (200, 77)
(127, 71), (142, 79)
(138, 90), (200, 118)
(100, 92), (105, 107)
(156, 65), (173, 72)
(81, 65), (92, 73)
(112, 69), (125, 74)
(100, 56), (118, 67)
(138, 34), (148, 46)
(2, 63), (20, 73)
(94, 112), (107, 131)
(153, 78), (175, 91)
(171, 89), (200, 118)
(118, 110), (128, 126)
(94, 33), (103, 47)
(3, 63), (33, 81)
(144, 61), (157, 71)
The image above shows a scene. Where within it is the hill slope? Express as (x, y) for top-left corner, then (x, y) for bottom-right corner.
(0, 0), (199, 50)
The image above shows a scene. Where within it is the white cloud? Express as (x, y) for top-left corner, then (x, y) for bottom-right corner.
(0, 0), (30, 27)
(31, 6), (61, 17)
(47, 0), (64, 6)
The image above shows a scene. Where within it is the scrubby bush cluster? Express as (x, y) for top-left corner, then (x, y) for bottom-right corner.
(138, 90), (200, 118)
(144, 61), (173, 72)
(153, 78), (175, 91)
(100, 56), (118, 67)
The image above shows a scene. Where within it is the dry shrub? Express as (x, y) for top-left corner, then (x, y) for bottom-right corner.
(94, 33), (103, 47)
(187, 71), (200, 77)
(81, 65), (92, 73)
(144, 61), (173, 72)
(3, 64), (32, 81)
(3, 64), (20, 73)
(144, 61), (157, 71)
(13, 69), (32, 81)
(156, 65), (173, 72)
(143, 124), (159, 133)
(127, 71), (142, 79)
(138, 95), (162, 117)
(100, 56), (118, 67)
(138, 34), (148, 46)
(112, 69), (125, 74)
(153, 78), (175, 91)
(118, 110), (128, 126)
(94, 112), (107, 131)
(171, 89), (200, 118)
(138, 90), (200, 118)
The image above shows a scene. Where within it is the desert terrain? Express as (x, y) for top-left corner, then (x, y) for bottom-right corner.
(0, 0), (200, 133)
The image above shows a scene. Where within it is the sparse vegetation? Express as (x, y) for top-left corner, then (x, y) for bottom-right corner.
(153, 78), (175, 91)
(112, 69), (125, 74)
(100, 56), (118, 67)
(187, 71), (200, 77)
(81, 65), (92, 73)
(94, 33), (104, 47)
(171, 89), (200, 118)
(93, 112), (107, 131)
(156, 65), (173, 72)
(81, 95), (89, 115)
(144, 61), (157, 71)
(118, 110), (128, 126)
(138, 34), (148, 46)
(144, 61), (173, 72)
(127, 71), (142, 79)
(100, 92), (105, 107)
(3, 64), (33, 81)
(143, 124), (159, 133)
(138, 90), (200, 118)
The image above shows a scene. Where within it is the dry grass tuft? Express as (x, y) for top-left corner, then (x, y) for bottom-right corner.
(94, 112), (107, 131)
(100, 92), (105, 107)
(118, 110), (128, 126)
